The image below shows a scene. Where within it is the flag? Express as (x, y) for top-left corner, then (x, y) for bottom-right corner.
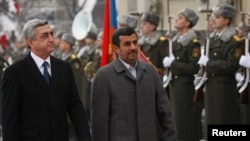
(101, 0), (117, 66)
(138, 48), (159, 74)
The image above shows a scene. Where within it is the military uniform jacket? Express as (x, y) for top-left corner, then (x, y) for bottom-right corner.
(169, 29), (202, 140)
(240, 34), (250, 124)
(139, 32), (168, 71)
(205, 26), (242, 124)
(91, 59), (177, 141)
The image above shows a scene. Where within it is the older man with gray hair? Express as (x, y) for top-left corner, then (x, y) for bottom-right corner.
(1, 19), (91, 141)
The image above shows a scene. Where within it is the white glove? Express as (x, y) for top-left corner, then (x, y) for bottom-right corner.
(193, 76), (202, 86)
(163, 74), (168, 82)
(163, 56), (175, 67)
(235, 72), (245, 87)
(198, 55), (209, 66)
(239, 55), (250, 69)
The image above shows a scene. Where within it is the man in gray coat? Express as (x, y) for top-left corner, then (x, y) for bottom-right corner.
(91, 27), (176, 141)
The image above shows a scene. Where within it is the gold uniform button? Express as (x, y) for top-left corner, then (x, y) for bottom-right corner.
(177, 56), (180, 60)
(174, 75), (178, 79)
(214, 52), (217, 56)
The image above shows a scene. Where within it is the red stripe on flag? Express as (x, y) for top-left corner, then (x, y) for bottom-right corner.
(100, 0), (110, 66)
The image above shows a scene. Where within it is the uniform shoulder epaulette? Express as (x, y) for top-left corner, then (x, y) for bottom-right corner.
(159, 36), (166, 41)
(233, 35), (241, 42)
(71, 53), (77, 59)
(193, 38), (199, 43)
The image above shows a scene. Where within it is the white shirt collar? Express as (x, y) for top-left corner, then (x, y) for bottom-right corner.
(119, 58), (137, 70)
(216, 27), (227, 37)
(30, 52), (51, 76)
(30, 52), (51, 67)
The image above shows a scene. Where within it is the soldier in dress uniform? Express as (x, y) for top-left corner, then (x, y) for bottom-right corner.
(163, 8), (202, 141)
(198, 3), (242, 138)
(77, 31), (100, 123)
(12, 35), (29, 62)
(138, 12), (168, 76)
(238, 11), (250, 125)
(51, 30), (64, 58)
(59, 33), (83, 141)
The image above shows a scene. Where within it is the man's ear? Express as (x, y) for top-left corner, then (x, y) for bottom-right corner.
(225, 18), (230, 25)
(27, 39), (33, 48)
(184, 20), (191, 28)
(114, 45), (119, 54)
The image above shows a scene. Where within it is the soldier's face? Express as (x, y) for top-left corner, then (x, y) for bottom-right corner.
(27, 24), (55, 59)
(174, 15), (189, 30)
(54, 37), (61, 47)
(115, 34), (138, 66)
(59, 40), (71, 53)
(140, 21), (155, 35)
(209, 18), (215, 32)
(212, 14), (229, 31)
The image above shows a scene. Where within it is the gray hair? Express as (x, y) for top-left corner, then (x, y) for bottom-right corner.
(23, 19), (48, 40)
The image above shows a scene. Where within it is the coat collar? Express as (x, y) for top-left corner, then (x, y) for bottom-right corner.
(23, 53), (62, 93)
(113, 58), (147, 81)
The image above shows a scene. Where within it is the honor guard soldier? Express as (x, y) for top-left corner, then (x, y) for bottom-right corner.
(51, 30), (64, 58)
(77, 31), (100, 123)
(139, 12), (168, 76)
(59, 33), (85, 141)
(238, 11), (250, 125)
(198, 3), (242, 137)
(163, 8), (202, 141)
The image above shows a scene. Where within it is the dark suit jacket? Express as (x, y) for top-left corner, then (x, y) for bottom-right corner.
(91, 59), (176, 141)
(1, 53), (91, 141)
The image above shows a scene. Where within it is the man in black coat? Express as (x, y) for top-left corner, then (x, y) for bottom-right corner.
(1, 19), (91, 141)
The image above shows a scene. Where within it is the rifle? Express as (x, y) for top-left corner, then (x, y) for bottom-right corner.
(163, 16), (173, 88)
(193, 1), (210, 102)
(238, 12), (249, 105)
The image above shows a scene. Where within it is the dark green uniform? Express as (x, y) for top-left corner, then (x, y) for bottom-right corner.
(139, 32), (168, 75)
(169, 29), (202, 140)
(205, 26), (242, 125)
(62, 51), (84, 102)
(78, 45), (101, 122)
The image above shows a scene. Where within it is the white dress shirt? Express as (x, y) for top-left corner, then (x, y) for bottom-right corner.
(30, 52), (51, 76)
(119, 58), (137, 79)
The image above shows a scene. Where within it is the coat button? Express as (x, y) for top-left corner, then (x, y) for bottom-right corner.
(211, 73), (214, 76)
(214, 52), (217, 56)
(177, 56), (180, 60)
(174, 75), (178, 79)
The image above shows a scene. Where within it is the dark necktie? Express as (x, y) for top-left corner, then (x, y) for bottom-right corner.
(43, 61), (51, 86)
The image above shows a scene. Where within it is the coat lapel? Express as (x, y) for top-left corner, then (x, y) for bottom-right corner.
(136, 61), (147, 81)
(113, 59), (147, 81)
(113, 59), (136, 81)
(23, 54), (50, 92)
